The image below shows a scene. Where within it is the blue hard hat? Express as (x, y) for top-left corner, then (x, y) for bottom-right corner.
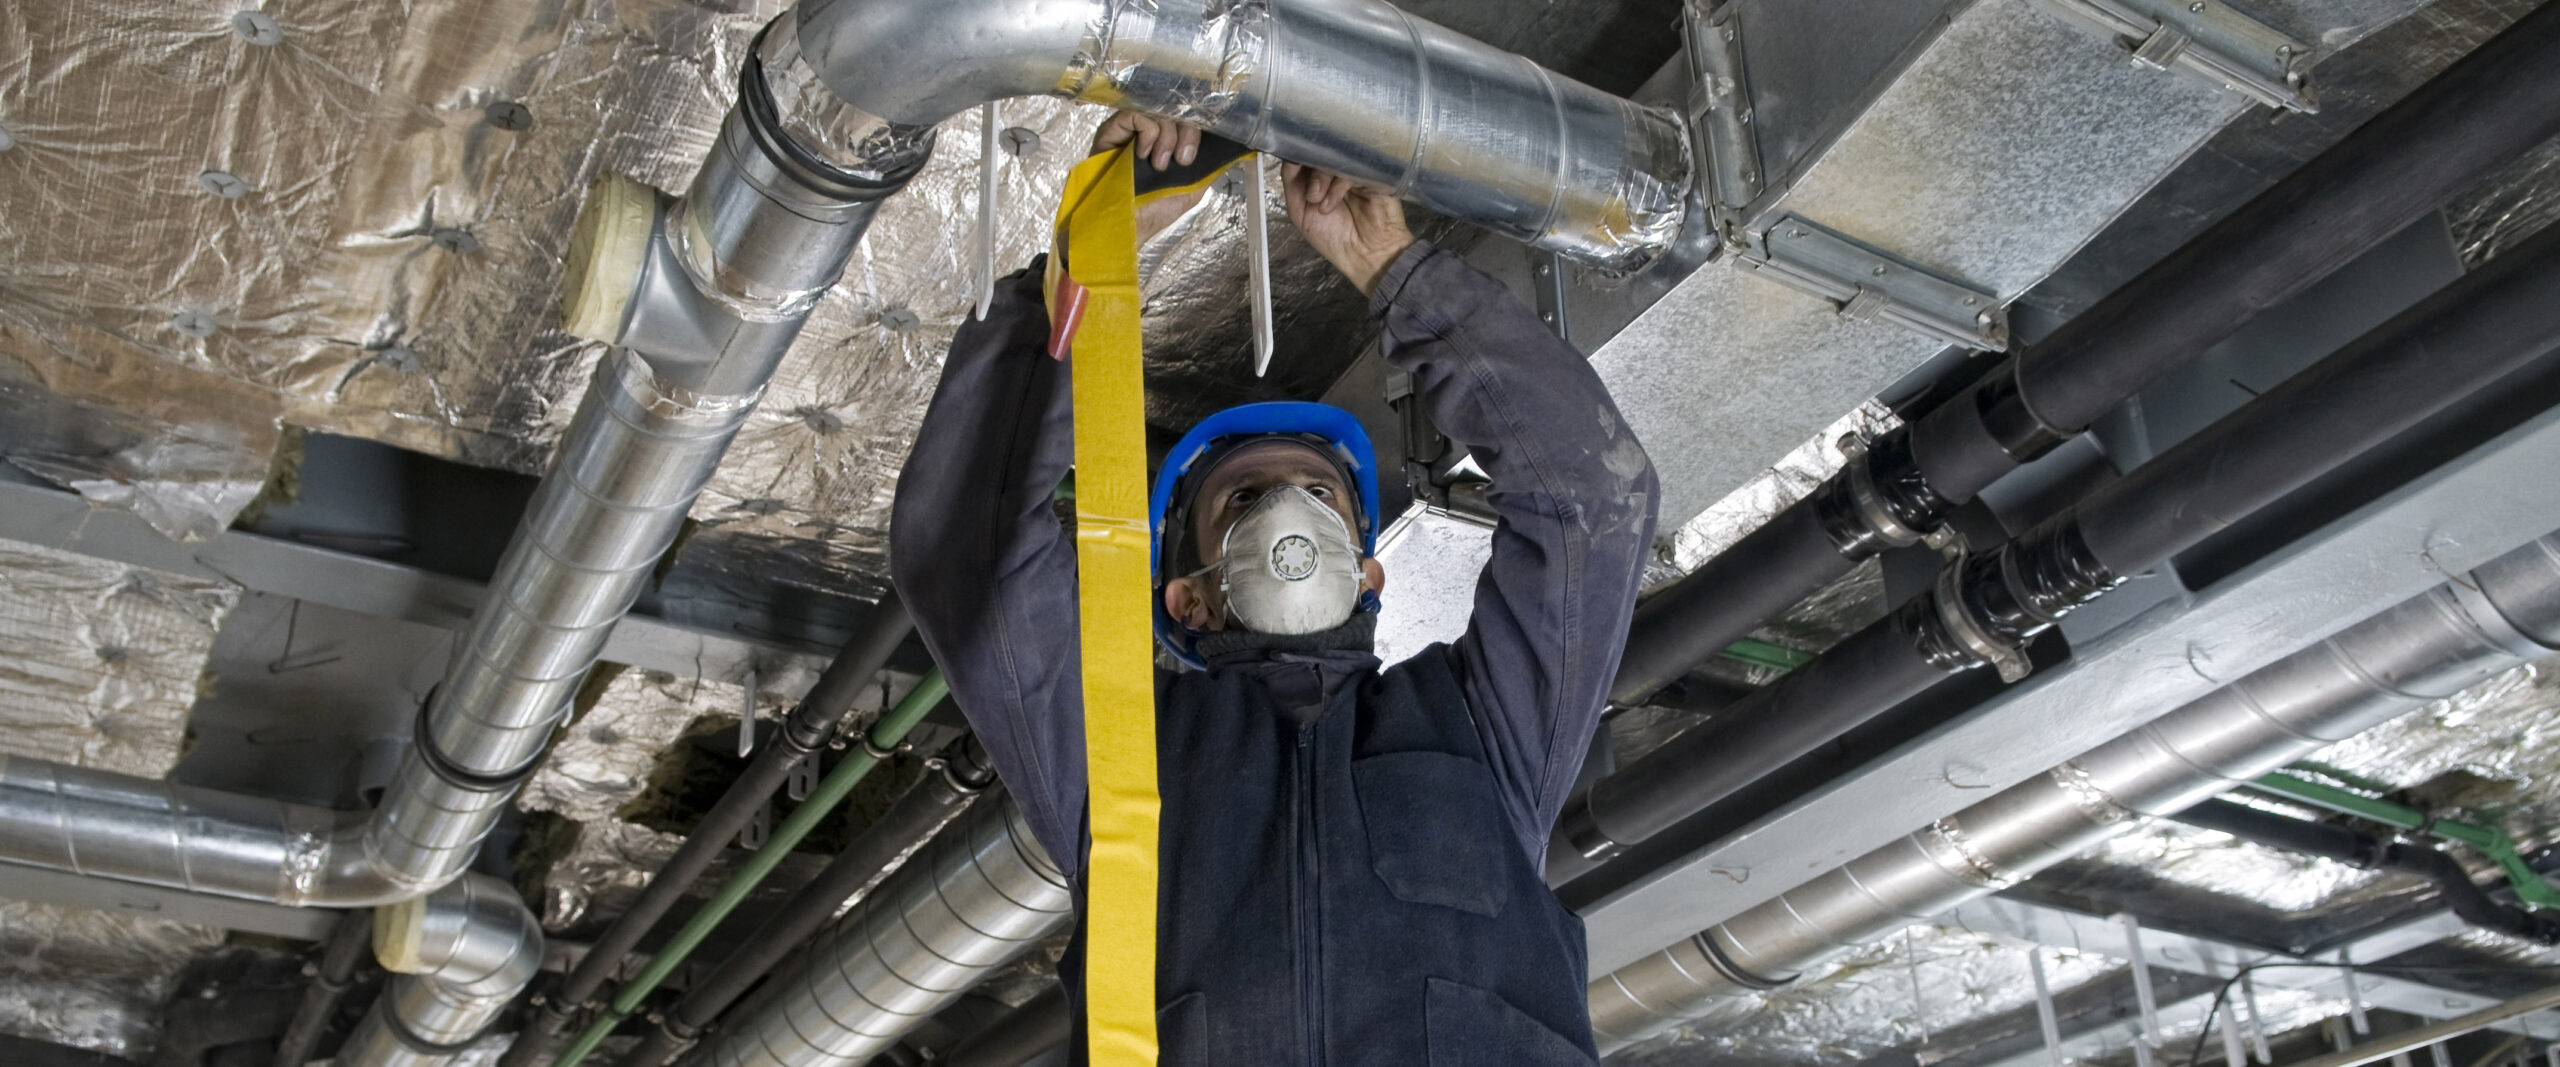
(1149, 401), (1383, 667)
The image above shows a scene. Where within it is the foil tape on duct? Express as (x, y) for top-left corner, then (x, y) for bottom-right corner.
(0, 898), (226, 1059)
(0, 537), (237, 777)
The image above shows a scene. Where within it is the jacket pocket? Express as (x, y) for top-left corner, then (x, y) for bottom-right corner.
(1352, 751), (1513, 917)
(1158, 991), (1208, 1067)
(1425, 977), (1599, 1067)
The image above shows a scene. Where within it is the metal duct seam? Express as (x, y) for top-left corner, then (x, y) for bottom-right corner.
(1585, 532), (2560, 1052)
(336, 872), (546, 1067)
(690, 792), (1073, 1067)
(796, 0), (1690, 271)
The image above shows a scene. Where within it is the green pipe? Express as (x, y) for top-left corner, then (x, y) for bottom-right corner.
(2252, 770), (2560, 910)
(549, 669), (951, 1067)
(1718, 638), (1815, 673)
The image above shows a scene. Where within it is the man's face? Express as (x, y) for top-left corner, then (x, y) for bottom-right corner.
(1164, 439), (1385, 632)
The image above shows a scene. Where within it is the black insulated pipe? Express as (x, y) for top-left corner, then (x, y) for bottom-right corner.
(504, 591), (915, 1067)
(1605, 0), (2560, 707)
(942, 988), (1072, 1067)
(2173, 799), (2560, 945)
(1554, 218), (2560, 879)
(271, 910), (372, 1067)
(612, 735), (998, 1067)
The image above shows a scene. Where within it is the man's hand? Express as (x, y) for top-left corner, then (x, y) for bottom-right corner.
(1282, 162), (1415, 297)
(1087, 111), (1205, 248)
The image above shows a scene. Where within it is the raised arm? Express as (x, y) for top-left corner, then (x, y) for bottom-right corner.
(889, 113), (1211, 877)
(888, 261), (1089, 874)
(1284, 163), (1659, 861)
(1383, 244), (1658, 863)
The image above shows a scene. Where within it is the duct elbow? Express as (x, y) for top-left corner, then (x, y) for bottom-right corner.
(794, 0), (1094, 127)
(338, 874), (545, 1067)
(788, 0), (1691, 272)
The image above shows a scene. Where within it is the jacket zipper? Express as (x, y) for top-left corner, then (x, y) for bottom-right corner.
(1295, 721), (1324, 1067)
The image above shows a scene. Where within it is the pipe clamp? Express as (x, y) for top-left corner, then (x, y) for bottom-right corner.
(1934, 562), (2033, 683)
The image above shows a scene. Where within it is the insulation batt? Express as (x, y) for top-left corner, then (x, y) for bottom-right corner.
(0, 537), (235, 778)
(0, 899), (227, 1059)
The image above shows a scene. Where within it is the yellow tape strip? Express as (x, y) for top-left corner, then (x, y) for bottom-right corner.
(1057, 145), (1159, 1067)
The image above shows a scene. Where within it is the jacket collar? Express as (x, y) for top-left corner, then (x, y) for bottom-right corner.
(1194, 613), (1381, 720)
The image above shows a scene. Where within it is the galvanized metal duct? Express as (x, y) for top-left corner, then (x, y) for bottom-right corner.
(687, 792), (1072, 1067)
(1583, 532), (2560, 1052)
(0, 10), (917, 910)
(790, 0), (1691, 271)
(335, 873), (547, 1067)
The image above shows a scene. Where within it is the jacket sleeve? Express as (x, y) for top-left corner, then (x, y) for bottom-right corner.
(1372, 242), (1660, 864)
(888, 258), (1088, 877)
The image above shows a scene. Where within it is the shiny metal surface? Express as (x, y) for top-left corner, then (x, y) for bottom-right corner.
(1585, 533), (2560, 1051)
(371, 348), (762, 898)
(0, 754), (383, 905)
(1592, 0), (2428, 530)
(796, 0), (1691, 271)
(1584, 405), (2560, 972)
(0, 347), (764, 908)
(338, 873), (545, 1067)
(690, 793), (1073, 1067)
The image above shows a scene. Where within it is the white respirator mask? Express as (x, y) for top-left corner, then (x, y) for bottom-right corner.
(1205, 484), (1364, 635)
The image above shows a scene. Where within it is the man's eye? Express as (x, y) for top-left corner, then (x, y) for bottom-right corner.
(1307, 485), (1332, 499)
(1227, 488), (1261, 509)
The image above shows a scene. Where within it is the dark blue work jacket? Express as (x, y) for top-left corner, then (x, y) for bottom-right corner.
(892, 242), (1659, 1066)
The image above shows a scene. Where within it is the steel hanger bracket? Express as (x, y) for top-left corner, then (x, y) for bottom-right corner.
(2033, 0), (2317, 113)
(1739, 214), (2010, 351)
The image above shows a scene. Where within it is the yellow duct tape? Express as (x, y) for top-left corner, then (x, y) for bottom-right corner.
(1056, 144), (1159, 1067)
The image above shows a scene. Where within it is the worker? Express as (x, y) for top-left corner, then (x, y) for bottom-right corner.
(889, 111), (1659, 1065)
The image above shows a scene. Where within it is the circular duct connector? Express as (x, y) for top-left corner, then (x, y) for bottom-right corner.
(559, 173), (657, 344)
(374, 894), (431, 974)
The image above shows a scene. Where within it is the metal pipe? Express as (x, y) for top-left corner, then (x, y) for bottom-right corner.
(791, 0), (1689, 271)
(274, 911), (375, 1067)
(336, 874), (546, 1067)
(1584, 532), (2560, 1051)
(1606, 0), (2560, 705)
(2282, 987), (2560, 1067)
(549, 672), (951, 1067)
(2249, 771), (2560, 910)
(683, 793), (1074, 1067)
(1556, 215), (2560, 876)
(613, 735), (997, 1067)
(0, 12), (915, 916)
(942, 988), (1072, 1067)
(509, 596), (917, 1067)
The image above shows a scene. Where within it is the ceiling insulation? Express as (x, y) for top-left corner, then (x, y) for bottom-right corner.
(0, 536), (235, 778)
(0, 898), (227, 1060)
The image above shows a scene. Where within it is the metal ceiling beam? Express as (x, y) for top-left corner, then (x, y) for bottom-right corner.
(0, 859), (340, 941)
(1948, 897), (2560, 1067)
(0, 478), (832, 694)
(1581, 403), (2560, 973)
